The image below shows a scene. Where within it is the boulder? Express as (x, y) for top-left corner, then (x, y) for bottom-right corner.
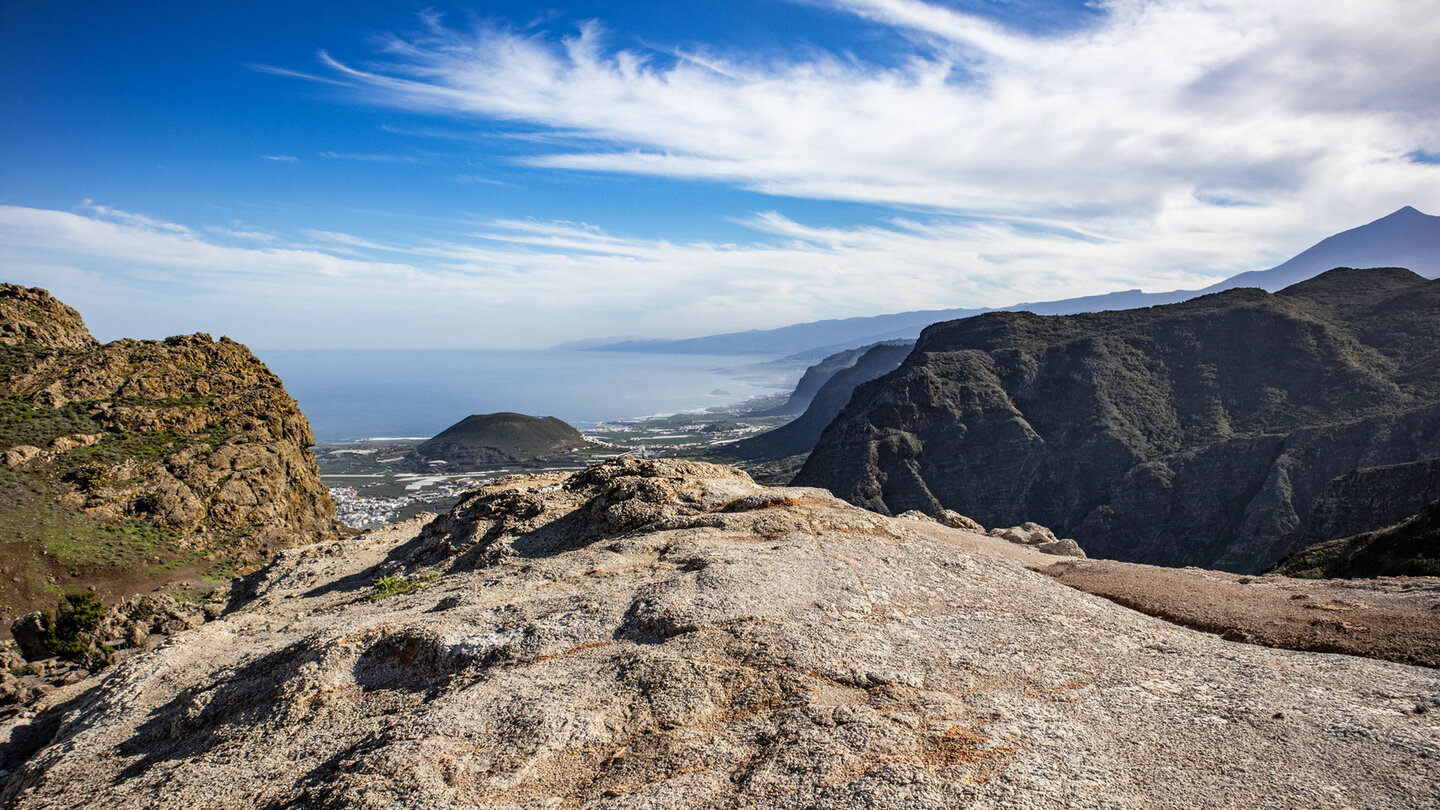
(9, 613), (49, 661)
(936, 509), (984, 532)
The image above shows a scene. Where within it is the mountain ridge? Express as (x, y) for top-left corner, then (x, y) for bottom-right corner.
(588, 207), (1440, 357)
(793, 267), (1440, 574)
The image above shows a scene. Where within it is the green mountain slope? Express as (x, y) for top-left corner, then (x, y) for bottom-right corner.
(795, 268), (1440, 573)
(1271, 499), (1440, 578)
(0, 284), (336, 619)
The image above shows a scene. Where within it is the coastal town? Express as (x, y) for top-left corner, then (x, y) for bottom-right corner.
(317, 412), (781, 528)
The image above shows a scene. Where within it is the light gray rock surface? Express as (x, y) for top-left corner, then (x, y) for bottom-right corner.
(989, 522), (1087, 558)
(2, 458), (1436, 808)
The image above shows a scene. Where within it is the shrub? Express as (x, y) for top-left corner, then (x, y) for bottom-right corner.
(67, 462), (111, 493)
(369, 573), (434, 601)
(40, 592), (114, 671)
(126, 596), (156, 622)
(131, 491), (165, 515)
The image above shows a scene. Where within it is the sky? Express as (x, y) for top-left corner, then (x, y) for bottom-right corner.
(2, 0), (1438, 350)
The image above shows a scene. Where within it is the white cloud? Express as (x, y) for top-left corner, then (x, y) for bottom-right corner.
(13, 1), (1440, 350)
(1, 201), (1272, 350)
(318, 151), (418, 163)
(313, 0), (1440, 233)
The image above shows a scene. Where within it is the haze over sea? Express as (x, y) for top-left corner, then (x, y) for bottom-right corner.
(260, 350), (793, 442)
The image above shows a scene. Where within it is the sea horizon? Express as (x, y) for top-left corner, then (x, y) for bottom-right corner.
(259, 348), (800, 443)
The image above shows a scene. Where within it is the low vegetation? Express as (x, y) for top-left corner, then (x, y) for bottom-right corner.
(39, 591), (113, 671)
(369, 573), (436, 601)
(1271, 500), (1440, 578)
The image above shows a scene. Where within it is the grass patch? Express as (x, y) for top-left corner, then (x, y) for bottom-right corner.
(369, 573), (436, 601)
(41, 519), (180, 570)
(0, 397), (101, 450)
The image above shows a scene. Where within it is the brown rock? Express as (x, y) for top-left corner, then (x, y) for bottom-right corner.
(0, 284), (97, 350)
(2, 446), (43, 468)
(935, 509), (985, 532)
(9, 613), (49, 661)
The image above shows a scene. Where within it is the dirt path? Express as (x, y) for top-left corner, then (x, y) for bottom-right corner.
(1039, 558), (1440, 668)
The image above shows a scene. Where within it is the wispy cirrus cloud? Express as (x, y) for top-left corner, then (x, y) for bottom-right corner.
(12, 1), (1440, 350)
(318, 150), (418, 163)
(309, 0), (1440, 237)
(0, 201), (1246, 349)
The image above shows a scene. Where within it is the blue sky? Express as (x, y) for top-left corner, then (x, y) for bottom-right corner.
(3, 0), (1438, 349)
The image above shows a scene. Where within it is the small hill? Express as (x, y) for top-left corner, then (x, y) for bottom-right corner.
(796, 267), (1440, 573)
(414, 412), (586, 468)
(0, 284), (336, 620)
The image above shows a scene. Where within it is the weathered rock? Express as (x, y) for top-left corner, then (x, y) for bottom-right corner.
(989, 523), (1086, 557)
(1036, 538), (1086, 557)
(9, 614), (48, 662)
(0, 284), (337, 617)
(1, 459), (1434, 808)
(990, 522), (1060, 545)
(0, 285), (96, 351)
(2, 446), (42, 468)
(935, 509), (984, 532)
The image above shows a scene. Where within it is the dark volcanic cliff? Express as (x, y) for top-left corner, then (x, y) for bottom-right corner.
(794, 268), (1440, 573)
(0, 284), (336, 616)
(721, 342), (913, 461)
(754, 341), (912, 417)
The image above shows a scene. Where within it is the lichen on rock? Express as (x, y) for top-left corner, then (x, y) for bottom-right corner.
(2, 459), (1434, 809)
(0, 284), (336, 619)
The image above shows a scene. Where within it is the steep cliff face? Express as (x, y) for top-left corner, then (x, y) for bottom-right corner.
(721, 341), (912, 461)
(1271, 497), (1440, 578)
(2, 459), (1435, 808)
(753, 341), (913, 417)
(795, 268), (1440, 573)
(0, 284), (336, 616)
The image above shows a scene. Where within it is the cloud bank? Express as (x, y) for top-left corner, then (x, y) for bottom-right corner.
(8, 0), (1440, 348)
(0, 201), (1233, 349)
(323, 0), (1440, 222)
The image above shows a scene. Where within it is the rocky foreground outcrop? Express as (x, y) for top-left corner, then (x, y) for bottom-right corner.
(0, 283), (336, 618)
(796, 267), (1440, 574)
(3, 459), (1434, 808)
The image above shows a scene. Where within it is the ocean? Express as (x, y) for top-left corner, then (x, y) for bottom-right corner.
(258, 349), (799, 442)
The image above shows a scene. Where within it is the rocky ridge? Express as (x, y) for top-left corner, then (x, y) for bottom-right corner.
(2, 458), (1435, 808)
(0, 283), (336, 620)
(722, 341), (912, 462)
(795, 267), (1440, 573)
